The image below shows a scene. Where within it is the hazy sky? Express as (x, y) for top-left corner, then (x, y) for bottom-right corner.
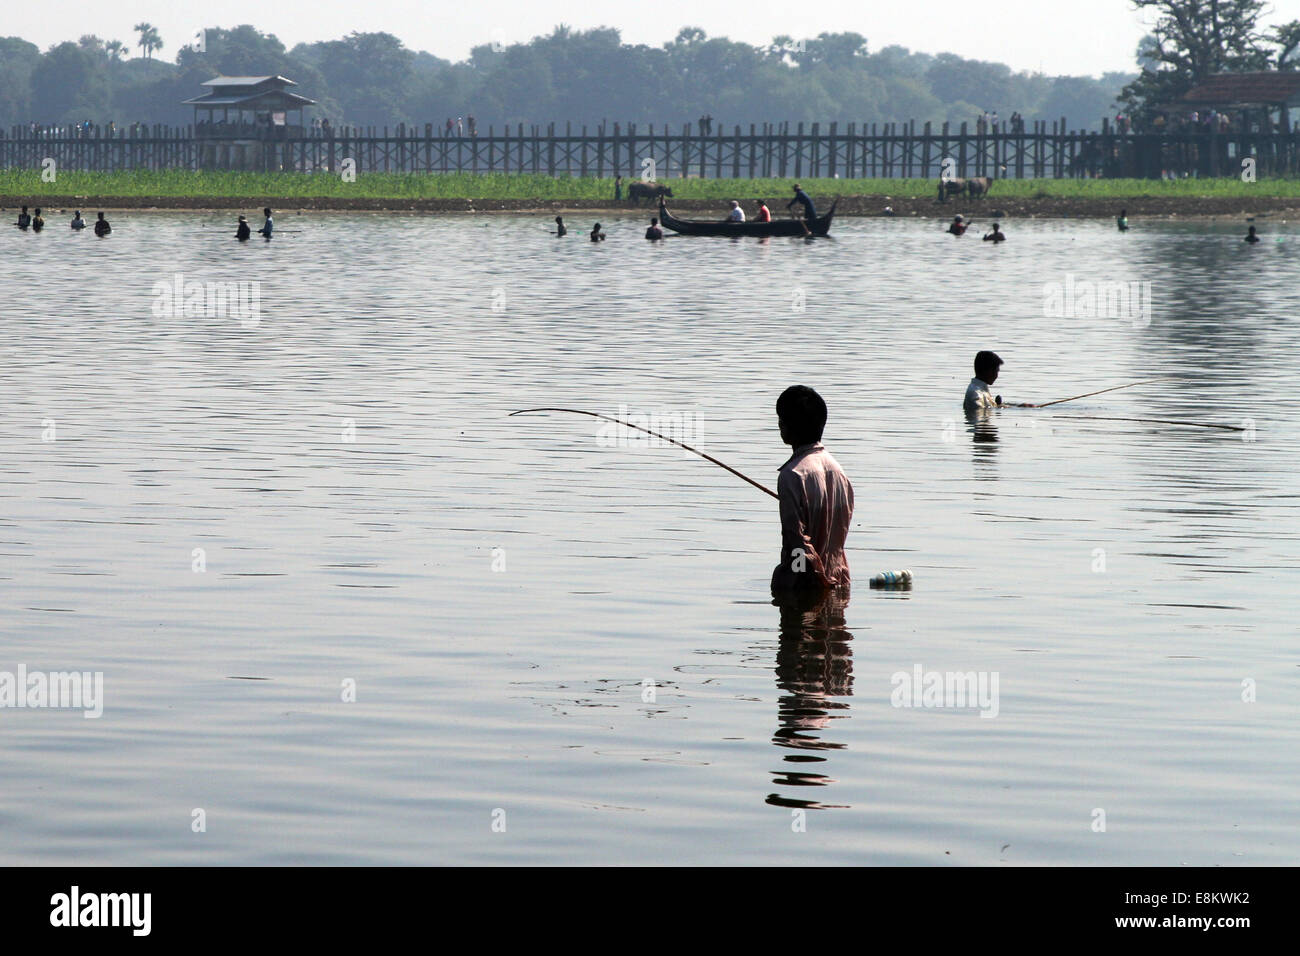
(6, 0), (1300, 76)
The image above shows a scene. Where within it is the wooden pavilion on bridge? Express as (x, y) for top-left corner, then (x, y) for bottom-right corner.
(183, 75), (316, 169)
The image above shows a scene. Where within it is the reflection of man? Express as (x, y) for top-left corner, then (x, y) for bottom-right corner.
(766, 588), (854, 809)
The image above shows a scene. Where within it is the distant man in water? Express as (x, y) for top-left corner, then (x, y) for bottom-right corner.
(258, 207), (273, 239)
(947, 215), (967, 236)
(236, 215), (251, 241)
(772, 385), (854, 597)
(589, 222), (605, 242)
(645, 217), (663, 240)
(787, 184), (816, 222)
(93, 212), (111, 237)
(1245, 225), (1260, 243)
(553, 216), (567, 237)
(728, 200), (745, 222)
(70, 210), (85, 230)
(1117, 209), (1129, 231)
(16, 206), (30, 229)
(31, 208), (45, 231)
(982, 222), (1005, 242)
(964, 350), (1031, 411)
(755, 199), (772, 223)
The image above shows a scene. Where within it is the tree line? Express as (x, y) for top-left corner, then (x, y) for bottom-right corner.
(2, 3), (1297, 135)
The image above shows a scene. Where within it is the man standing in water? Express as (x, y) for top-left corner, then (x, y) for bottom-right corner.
(258, 208), (274, 239)
(772, 386), (854, 596)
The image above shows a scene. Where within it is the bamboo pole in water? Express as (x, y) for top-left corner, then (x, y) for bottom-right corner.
(510, 407), (778, 499)
(1033, 379), (1162, 408)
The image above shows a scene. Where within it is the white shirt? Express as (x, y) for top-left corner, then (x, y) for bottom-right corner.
(963, 377), (997, 412)
(728, 207), (745, 222)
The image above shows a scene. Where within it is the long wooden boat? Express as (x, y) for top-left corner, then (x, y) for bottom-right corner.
(657, 199), (836, 237)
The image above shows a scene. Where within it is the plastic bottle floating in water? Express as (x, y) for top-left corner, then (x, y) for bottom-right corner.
(870, 569), (913, 588)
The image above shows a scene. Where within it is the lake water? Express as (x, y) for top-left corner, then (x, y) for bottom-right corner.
(1, 211), (1296, 865)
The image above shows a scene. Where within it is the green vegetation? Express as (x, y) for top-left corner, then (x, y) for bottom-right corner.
(3, 169), (1300, 202)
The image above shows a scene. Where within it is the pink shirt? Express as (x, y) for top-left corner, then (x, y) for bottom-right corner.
(774, 443), (854, 589)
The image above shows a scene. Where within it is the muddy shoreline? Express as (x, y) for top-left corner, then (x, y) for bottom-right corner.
(4, 193), (1298, 219)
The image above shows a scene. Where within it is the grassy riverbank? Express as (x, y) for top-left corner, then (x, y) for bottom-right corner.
(3, 169), (1300, 202)
(5, 170), (1300, 219)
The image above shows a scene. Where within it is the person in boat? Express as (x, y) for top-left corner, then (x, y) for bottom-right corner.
(590, 222), (605, 242)
(947, 215), (967, 236)
(787, 184), (816, 222)
(1117, 209), (1128, 232)
(1245, 225), (1260, 243)
(728, 200), (746, 223)
(93, 212), (111, 237)
(755, 199), (772, 223)
(31, 208), (45, 231)
(16, 206), (30, 229)
(771, 385), (854, 597)
(236, 215), (251, 241)
(553, 216), (567, 237)
(645, 217), (663, 240)
(982, 222), (1005, 242)
(258, 208), (273, 239)
(70, 210), (85, 230)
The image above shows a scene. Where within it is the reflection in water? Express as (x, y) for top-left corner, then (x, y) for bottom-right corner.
(766, 587), (854, 810)
(965, 407), (1000, 471)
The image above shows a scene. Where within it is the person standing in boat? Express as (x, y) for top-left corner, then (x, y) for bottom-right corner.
(787, 184), (816, 223)
(93, 212), (111, 237)
(645, 217), (663, 240)
(727, 200), (746, 222)
(70, 211), (86, 230)
(771, 385), (854, 597)
(258, 208), (273, 239)
(755, 200), (772, 223)
(236, 215), (251, 241)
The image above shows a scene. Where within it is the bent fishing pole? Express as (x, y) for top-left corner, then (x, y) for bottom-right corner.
(1031, 379), (1163, 408)
(510, 407), (778, 500)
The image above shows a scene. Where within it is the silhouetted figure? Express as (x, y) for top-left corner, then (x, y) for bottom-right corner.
(93, 212), (111, 237)
(947, 214), (967, 236)
(70, 211), (85, 230)
(645, 217), (663, 240)
(236, 215), (251, 241)
(553, 216), (567, 237)
(1245, 225), (1260, 243)
(983, 222), (1005, 242)
(614, 176), (623, 201)
(1117, 209), (1128, 231)
(787, 183), (816, 221)
(590, 222), (605, 242)
(16, 205), (30, 230)
(258, 207), (273, 239)
(31, 208), (44, 232)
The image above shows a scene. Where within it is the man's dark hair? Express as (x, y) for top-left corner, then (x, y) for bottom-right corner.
(776, 385), (827, 445)
(974, 350), (1003, 378)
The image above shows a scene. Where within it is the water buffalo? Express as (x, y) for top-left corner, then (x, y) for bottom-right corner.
(937, 177), (994, 201)
(628, 182), (673, 204)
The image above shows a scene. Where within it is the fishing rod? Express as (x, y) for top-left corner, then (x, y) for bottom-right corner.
(510, 407), (778, 500)
(1032, 379), (1163, 408)
(1051, 414), (1248, 432)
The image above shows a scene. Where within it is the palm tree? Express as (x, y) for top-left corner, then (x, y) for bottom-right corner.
(105, 40), (127, 62)
(134, 23), (162, 60)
